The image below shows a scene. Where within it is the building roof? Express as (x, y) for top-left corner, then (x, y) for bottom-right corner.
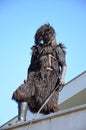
(59, 88), (86, 110)
(1, 104), (86, 130)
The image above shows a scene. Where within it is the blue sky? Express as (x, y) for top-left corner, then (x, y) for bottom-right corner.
(0, 0), (86, 126)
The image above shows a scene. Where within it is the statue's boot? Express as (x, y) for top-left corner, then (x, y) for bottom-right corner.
(16, 102), (28, 123)
(9, 102), (28, 125)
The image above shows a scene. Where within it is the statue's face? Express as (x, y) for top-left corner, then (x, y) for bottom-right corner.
(35, 24), (56, 45)
(43, 29), (55, 44)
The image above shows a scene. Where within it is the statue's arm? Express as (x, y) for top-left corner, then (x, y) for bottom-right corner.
(56, 46), (67, 85)
(60, 65), (66, 85)
(25, 46), (38, 81)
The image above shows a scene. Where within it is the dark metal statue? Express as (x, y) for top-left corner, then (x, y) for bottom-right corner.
(12, 23), (66, 123)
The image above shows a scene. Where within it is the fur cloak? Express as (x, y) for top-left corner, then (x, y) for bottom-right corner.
(12, 24), (66, 114)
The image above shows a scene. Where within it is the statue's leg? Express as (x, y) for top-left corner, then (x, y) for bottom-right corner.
(17, 101), (28, 123)
(9, 102), (28, 125)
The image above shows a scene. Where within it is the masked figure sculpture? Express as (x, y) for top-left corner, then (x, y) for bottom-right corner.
(12, 24), (66, 123)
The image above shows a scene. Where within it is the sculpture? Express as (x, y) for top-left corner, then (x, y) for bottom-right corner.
(12, 23), (66, 123)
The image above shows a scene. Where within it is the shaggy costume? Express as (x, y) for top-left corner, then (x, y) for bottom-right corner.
(12, 24), (66, 115)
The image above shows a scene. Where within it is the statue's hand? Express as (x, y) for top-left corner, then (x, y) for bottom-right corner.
(60, 77), (65, 85)
(58, 77), (65, 91)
